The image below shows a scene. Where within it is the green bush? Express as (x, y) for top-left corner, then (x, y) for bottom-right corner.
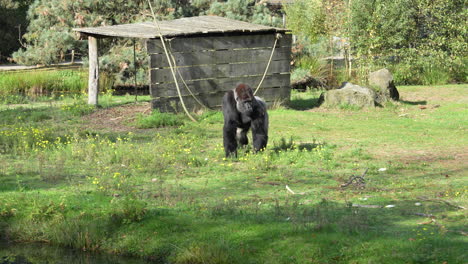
(421, 67), (451, 86)
(297, 56), (328, 80)
(61, 102), (95, 116)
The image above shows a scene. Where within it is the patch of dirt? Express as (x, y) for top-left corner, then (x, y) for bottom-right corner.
(400, 86), (468, 104)
(374, 148), (468, 171)
(82, 102), (151, 132)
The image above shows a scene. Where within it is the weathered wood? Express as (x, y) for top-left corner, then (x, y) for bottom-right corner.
(147, 31), (291, 112)
(151, 74), (290, 97)
(150, 47), (291, 68)
(256, 86), (291, 101)
(88, 36), (99, 105)
(151, 60), (289, 84)
(74, 16), (289, 39)
(147, 34), (292, 54)
(152, 86), (289, 112)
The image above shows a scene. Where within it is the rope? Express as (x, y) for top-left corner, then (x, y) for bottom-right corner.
(147, 0), (196, 122)
(254, 33), (282, 95)
(132, 39), (138, 103)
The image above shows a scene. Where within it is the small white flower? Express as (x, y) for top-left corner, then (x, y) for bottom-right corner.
(385, 205), (395, 208)
(415, 202), (422, 206)
(378, 168), (387, 172)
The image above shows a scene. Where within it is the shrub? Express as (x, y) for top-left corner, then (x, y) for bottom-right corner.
(61, 102), (95, 116)
(135, 111), (185, 128)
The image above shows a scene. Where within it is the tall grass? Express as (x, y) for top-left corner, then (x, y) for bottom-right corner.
(0, 69), (114, 104)
(0, 70), (86, 96)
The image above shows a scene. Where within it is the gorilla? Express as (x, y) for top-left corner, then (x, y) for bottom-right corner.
(222, 83), (269, 157)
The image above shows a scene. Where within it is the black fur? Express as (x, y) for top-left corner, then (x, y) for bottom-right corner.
(222, 84), (268, 157)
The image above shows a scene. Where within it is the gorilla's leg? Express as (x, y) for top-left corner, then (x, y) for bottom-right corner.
(251, 98), (269, 152)
(236, 127), (249, 147)
(251, 119), (268, 152)
(223, 120), (238, 158)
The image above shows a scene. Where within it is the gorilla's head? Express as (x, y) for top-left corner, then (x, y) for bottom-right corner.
(234, 83), (255, 115)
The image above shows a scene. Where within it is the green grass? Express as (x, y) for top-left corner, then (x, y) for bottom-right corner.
(135, 110), (186, 129)
(0, 84), (467, 263)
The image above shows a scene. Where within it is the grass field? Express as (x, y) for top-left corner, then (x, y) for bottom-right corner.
(0, 85), (466, 263)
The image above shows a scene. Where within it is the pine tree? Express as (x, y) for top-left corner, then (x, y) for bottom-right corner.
(0, 0), (33, 61)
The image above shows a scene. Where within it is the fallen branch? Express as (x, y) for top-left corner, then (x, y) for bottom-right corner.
(285, 185), (305, 195)
(110, 116), (123, 121)
(351, 204), (382, 208)
(417, 217), (467, 236)
(142, 107), (152, 115)
(417, 197), (466, 210)
(413, 213), (435, 218)
(341, 168), (368, 188)
(418, 218), (435, 225)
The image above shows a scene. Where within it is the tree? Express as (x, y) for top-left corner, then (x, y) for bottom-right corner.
(12, 0), (196, 65)
(283, 0), (326, 43)
(284, 0), (349, 84)
(0, 0), (33, 62)
(13, 0), (282, 66)
(349, 0), (467, 83)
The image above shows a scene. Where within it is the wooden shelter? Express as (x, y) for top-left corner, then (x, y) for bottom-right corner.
(74, 16), (291, 111)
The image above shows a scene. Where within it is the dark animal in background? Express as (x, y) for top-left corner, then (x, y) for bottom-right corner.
(222, 83), (269, 157)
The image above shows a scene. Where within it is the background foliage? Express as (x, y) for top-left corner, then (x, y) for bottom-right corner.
(0, 0), (33, 62)
(0, 0), (466, 86)
(8, 0), (282, 66)
(285, 0), (467, 86)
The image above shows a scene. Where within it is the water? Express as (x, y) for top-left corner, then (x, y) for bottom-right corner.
(0, 242), (151, 264)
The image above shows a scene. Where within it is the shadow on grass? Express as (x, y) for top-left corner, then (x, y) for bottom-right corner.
(1, 180), (466, 263)
(400, 100), (427, 105)
(0, 242), (150, 264)
(271, 137), (325, 152)
(288, 97), (322, 110)
(139, 199), (467, 263)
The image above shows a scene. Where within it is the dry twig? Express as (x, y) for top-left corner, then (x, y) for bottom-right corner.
(341, 168), (368, 188)
(351, 204), (382, 208)
(413, 213), (435, 218)
(285, 185), (306, 195)
(417, 197), (466, 210)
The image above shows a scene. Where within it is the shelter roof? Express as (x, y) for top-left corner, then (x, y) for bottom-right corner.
(73, 16), (289, 39)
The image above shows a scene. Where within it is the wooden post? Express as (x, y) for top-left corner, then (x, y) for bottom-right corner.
(88, 36), (99, 105)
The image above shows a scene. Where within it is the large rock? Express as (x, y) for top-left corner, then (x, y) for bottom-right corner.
(320, 82), (377, 108)
(369, 68), (399, 101)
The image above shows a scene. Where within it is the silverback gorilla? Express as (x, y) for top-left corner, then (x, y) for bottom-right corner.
(222, 83), (269, 157)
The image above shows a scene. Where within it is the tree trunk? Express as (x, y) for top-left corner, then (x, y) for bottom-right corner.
(88, 36), (99, 105)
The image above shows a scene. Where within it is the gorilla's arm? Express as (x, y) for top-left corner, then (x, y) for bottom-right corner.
(222, 90), (240, 157)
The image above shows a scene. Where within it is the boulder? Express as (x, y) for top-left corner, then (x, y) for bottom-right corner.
(320, 82), (377, 108)
(369, 68), (399, 101)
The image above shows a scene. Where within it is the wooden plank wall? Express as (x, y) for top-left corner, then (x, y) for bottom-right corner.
(147, 33), (291, 112)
